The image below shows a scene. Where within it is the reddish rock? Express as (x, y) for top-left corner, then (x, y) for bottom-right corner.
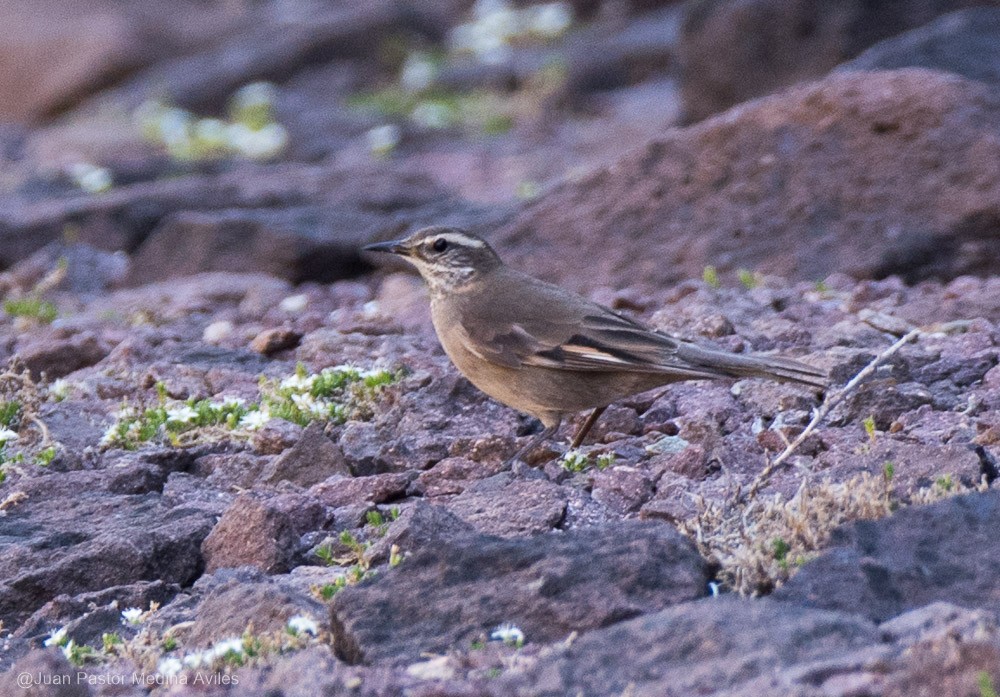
(201, 494), (296, 574)
(250, 327), (303, 355)
(494, 70), (1000, 292)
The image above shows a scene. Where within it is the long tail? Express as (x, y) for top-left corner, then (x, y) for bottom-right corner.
(676, 344), (829, 389)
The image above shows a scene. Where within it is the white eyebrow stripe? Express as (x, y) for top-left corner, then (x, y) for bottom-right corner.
(438, 232), (485, 248)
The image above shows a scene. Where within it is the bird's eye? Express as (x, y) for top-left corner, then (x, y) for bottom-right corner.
(432, 238), (448, 253)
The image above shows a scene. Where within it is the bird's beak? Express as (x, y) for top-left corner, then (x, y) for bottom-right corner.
(362, 239), (410, 256)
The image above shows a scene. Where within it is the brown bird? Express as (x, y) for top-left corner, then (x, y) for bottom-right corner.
(364, 226), (827, 461)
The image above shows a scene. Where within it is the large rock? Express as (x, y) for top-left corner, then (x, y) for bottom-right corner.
(0, 465), (214, 629)
(839, 7), (1000, 88)
(493, 70), (1000, 292)
(330, 520), (708, 664)
(676, 0), (1000, 122)
(0, 0), (234, 123)
(493, 597), (880, 696)
(775, 490), (1000, 622)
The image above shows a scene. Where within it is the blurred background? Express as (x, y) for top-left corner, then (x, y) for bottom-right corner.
(1, 0), (999, 288)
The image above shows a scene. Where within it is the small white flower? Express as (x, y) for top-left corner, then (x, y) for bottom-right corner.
(525, 2), (573, 37)
(232, 81), (277, 110)
(280, 373), (316, 391)
(291, 393), (316, 412)
(44, 627), (68, 647)
(182, 651), (206, 668)
(61, 640), (76, 660)
(366, 124), (401, 156)
(287, 615), (319, 636)
(166, 405), (198, 423)
(157, 657), (183, 678)
(400, 52), (437, 92)
(121, 607), (143, 625)
(0, 428), (18, 444)
(239, 409), (271, 430)
(490, 623), (525, 646)
(222, 396), (246, 406)
(210, 637), (244, 659)
(194, 118), (229, 149)
(49, 379), (70, 400)
(234, 123), (288, 160)
(279, 293), (309, 313)
(99, 424), (121, 447)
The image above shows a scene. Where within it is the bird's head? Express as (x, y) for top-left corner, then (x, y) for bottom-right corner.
(363, 226), (502, 292)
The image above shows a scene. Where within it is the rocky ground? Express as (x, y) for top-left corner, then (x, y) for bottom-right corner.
(2, 1), (1000, 695)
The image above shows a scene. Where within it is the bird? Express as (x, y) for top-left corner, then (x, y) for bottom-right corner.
(363, 226), (828, 462)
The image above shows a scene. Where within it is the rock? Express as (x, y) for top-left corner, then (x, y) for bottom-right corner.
(250, 327), (303, 355)
(445, 475), (568, 537)
(775, 490), (1000, 621)
(261, 421), (350, 487)
(330, 520), (708, 664)
(309, 472), (414, 509)
(125, 208), (376, 286)
(839, 8), (1000, 89)
(0, 469), (214, 629)
(494, 70), (1000, 291)
(365, 501), (475, 565)
(0, 0), (229, 123)
(183, 573), (327, 648)
(492, 596), (880, 696)
(0, 649), (90, 696)
(201, 492), (327, 574)
(414, 456), (506, 497)
(590, 466), (655, 514)
(675, 0), (1000, 122)
(16, 329), (111, 380)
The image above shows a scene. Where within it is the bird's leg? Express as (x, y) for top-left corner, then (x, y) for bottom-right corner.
(505, 420), (560, 467)
(569, 406), (607, 450)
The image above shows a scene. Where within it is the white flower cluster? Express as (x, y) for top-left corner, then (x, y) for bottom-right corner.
(450, 0), (573, 64)
(286, 614), (319, 636)
(135, 82), (288, 161)
(157, 636), (245, 677)
(490, 622), (525, 647)
(121, 607), (144, 626)
(0, 428), (18, 445)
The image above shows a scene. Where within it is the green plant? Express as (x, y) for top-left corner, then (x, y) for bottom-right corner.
(3, 297), (57, 323)
(702, 265), (720, 289)
(979, 671), (998, 697)
(737, 269), (759, 290)
(862, 415), (877, 443)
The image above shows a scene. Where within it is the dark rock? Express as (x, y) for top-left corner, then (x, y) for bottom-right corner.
(184, 575), (327, 648)
(0, 469), (214, 628)
(251, 418), (304, 455)
(16, 330), (111, 380)
(414, 456), (506, 497)
(125, 208), (377, 286)
(330, 520), (708, 664)
(309, 472), (414, 509)
(445, 475), (568, 537)
(261, 421), (350, 487)
(495, 70), (1000, 291)
(365, 500), (475, 565)
(492, 596), (879, 696)
(676, 0), (1000, 122)
(840, 8), (1000, 89)
(0, 649), (90, 696)
(775, 490), (1000, 621)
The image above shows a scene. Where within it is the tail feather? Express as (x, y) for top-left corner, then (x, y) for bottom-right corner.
(677, 345), (829, 389)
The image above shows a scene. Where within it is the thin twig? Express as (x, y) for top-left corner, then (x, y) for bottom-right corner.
(742, 328), (921, 502)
